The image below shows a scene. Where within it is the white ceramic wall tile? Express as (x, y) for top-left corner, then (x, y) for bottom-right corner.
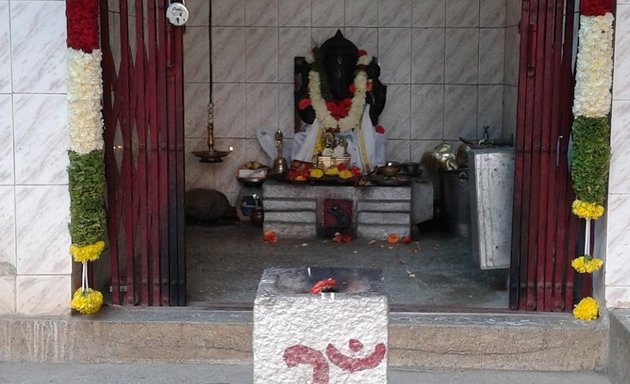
(0, 1), (10, 93)
(504, 26), (520, 86)
(0, 95), (12, 184)
(212, 27), (245, 82)
(10, 1), (66, 93)
(385, 139), (410, 163)
(185, 138), (218, 191)
(187, 0), (210, 27)
(312, 27), (338, 47)
(278, 83), (297, 139)
(479, 28), (504, 84)
(312, 0), (344, 27)
(345, 0), (378, 27)
(246, 138), (272, 167)
(411, 84), (444, 140)
(245, 27), (278, 82)
(245, 0), (278, 26)
(613, 5), (630, 100)
(379, 84), (410, 140)
(16, 186), (71, 275)
(203, 137), (248, 198)
(605, 286), (630, 309)
(445, 28), (479, 84)
(606, 194), (630, 286)
(0, 276), (14, 313)
(502, 85), (517, 141)
(13, 94), (68, 185)
(213, 83), (246, 138)
(506, 0), (521, 27)
(278, 27), (312, 83)
(0, 186), (15, 276)
(411, 28), (445, 83)
(379, 0), (411, 27)
(444, 85), (477, 140)
(412, 0), (445, 27)
(212, 0), (245, 26)
(410, 139), (443, 164)
(609, 101), (630, 194)
(184, 83), (210, 139)
(184, 27), (210, 83)
(16, 275), (71, 316)
(279, 0), (311, 27)
(446, 0), (479, 28)
(379, 28), (411, 84)
(246, 83), (279, 138)
(344, 28), (378, 59)
(478, 85), (503, 139)
(480, 0), (506, 27)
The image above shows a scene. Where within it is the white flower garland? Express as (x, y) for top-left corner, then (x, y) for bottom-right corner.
(67, 48), (104, 154)
(306, 50), (371, 132)
(573, 13), (614, 118)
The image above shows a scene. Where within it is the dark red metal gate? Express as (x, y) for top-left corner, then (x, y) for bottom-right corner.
(100, 0), (186, 306)
(510, 0), (585, 311)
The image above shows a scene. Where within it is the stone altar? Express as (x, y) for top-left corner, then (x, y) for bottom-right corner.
(262, 180), (433, 239)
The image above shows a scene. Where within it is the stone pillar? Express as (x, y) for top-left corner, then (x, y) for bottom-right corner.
(253, 267), (388, 384)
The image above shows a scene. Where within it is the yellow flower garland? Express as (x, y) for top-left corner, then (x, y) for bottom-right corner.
(573, 297), (598, 321)
(70, 287), (103, 315)
(571, 256), (604, 274)
(571, 199), (605, 220)
(70, 240), (105, 263)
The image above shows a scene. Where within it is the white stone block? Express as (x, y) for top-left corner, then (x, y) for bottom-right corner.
(254, 267), (388, 384)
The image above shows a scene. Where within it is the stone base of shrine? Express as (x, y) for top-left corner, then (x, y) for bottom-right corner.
(261, 180), (432, 239)
(253, 267), (388, 384)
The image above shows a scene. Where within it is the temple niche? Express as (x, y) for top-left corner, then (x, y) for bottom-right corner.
(185, 0), (517, 214)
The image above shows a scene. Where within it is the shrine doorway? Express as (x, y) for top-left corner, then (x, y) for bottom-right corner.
(99, 0), (583, 312)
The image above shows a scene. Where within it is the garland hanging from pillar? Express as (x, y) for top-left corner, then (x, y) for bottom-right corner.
(66, 0), (105, 314)
(569, 0), (614, 321)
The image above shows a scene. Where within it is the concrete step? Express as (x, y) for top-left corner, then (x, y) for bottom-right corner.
(0, 308), (608, 372)
(0, 362), (612, 384)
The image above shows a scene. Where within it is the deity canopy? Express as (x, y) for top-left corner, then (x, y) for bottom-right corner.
(291, 30), (387, 174)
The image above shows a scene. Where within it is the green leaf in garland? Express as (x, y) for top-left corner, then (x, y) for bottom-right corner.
(67, 149), (106, 246)
(570, 116), (610, 205)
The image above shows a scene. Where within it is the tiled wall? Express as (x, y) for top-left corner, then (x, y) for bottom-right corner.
(0, 0), (71, 316)
(185, 0), (514, 204)
(606, 1), (630, 308)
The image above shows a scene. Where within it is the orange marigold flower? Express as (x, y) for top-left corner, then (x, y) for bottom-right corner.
(263, 230), (277, 243)
(387, 233), (399, 244)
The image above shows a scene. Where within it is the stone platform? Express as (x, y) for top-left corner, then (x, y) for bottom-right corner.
(262, 180), (432, 239)
(253, 267), (388, 384)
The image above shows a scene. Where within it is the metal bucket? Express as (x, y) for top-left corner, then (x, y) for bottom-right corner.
(440, 169), (471, 237)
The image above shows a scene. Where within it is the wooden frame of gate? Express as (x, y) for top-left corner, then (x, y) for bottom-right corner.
(510, 0), (585, 312)
(100, 0), (186, 306)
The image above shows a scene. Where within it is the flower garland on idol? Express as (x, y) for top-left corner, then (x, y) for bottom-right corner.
(299, 48), (373, 132)
(569, 0), (614, 321)
(66, 0), (105, 314)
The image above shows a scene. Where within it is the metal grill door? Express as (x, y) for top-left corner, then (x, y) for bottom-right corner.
(101, 0), (186, 306)
(510, 0), (583, 312)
